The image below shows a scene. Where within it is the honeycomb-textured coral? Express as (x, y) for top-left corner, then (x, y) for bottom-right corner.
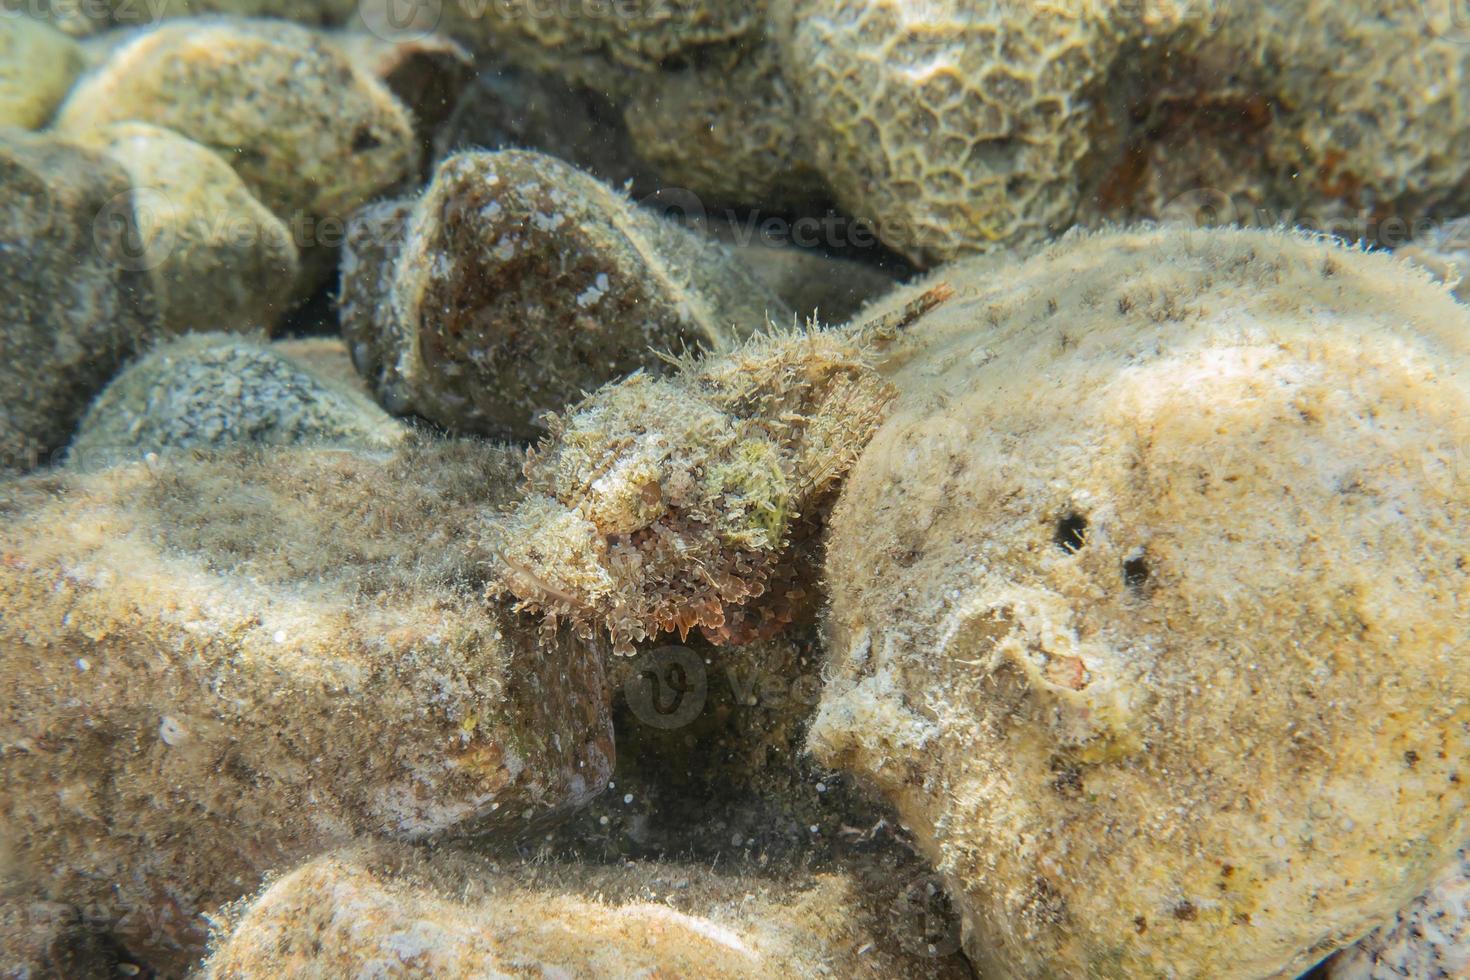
(659, 0), (1470, 266)
(813, 227), (1470, 978)
(775, 0), (1129, 266)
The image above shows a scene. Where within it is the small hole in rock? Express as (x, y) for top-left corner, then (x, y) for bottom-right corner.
(352, 128), (383, 152)
(1054, 513), (1088, 553)
(1124, 555), (1151, 589)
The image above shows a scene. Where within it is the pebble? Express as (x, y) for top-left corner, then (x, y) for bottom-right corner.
(54, 17), (419, 293)
(341, 149), (789, 440)
(64, 122), (300, 334)
(201, 842), (972, 978)
(0, 128), (157, 475)
(0, 14), (86, 128)
(68, 332), (406, 468)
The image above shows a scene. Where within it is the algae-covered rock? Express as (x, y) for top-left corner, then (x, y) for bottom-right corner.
(808, 227), (1470, 977)
(66, 122), (300, 334)
(622, 42), (825, 211)
(202, 842), (971, 978)
(0, 898), (114, 978)
(436, 0), (767, 90)
(0, 441), (614, 969)
(0, 14), (85, 128)
(30, 0), (356, 37)
(68, 333), (407, 468)
(0, 128), (157, 474)
(326, 29), (473, 174)
(55, 18), (418, 228)
(433, 66), (653, 189)
(723, 238), (901, 324)
(1326, 847), (1469, 979)
(341, 149), (792, 440)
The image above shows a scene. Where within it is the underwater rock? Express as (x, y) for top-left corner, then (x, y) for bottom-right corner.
(341, 149), (791, 441)
(0, 129), (157, 475)
(65, 122), (300, 334)
(433, 65), (653, 189)
(0, 898), (113, 978)
(0, 15), (85, 128)
(327, 29), (473, 175)
(808, 226), (1470, 977)
(338, 194), (414, 403)
(68, 333), (406, 468)
(202, 841), (971, 978)
(722, 238), (901, 324)
(271, 336), (374, 395)
(622, 42), (825, 212)
(55, 18), (418, 230)
(1325, 847), (1469, 979)
(31, 0), (356, 38)
(435, 0), (767, 91)
(0, 441), (613, 970)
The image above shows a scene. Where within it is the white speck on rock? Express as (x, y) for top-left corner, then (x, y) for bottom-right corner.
(576, 272), (611, 309)
(159, 716), (187, 746)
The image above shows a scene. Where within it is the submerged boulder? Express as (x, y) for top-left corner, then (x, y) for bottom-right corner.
(0, 441), (613, 970)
